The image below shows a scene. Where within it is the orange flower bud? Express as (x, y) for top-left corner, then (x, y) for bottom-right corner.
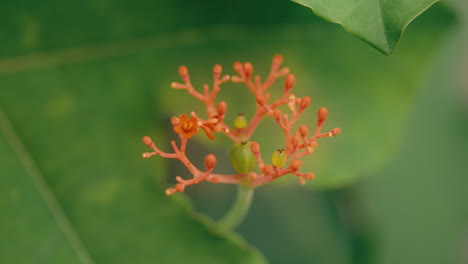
(299, 125), (309, 137)
(305, 172), (315, 180)
(204, 154), (217, 170)
(272, 54), (283, 66)
(213, 64), (222, 77)
(317, 107), (328, 126)
(292, 135), (300, 148)
(290, 159), (303, 171)
(233, 61), (243, 75)
(299, 96), (311, 111)
(243, 62), (253, 78)
(250, 141), (260, 155)
(285, 73), (296, 90)
(217, 101), (227, 116)
(262, 164), (274, 175)
(165, 188), (176, 196)
(175, 183), (185, 193)
(142, 136), (152, 146)
(178, 65), (188, 78)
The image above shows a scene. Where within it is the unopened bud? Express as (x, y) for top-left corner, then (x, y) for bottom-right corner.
(317, 107), (328, 126)
(178, 66), (189, 78)
(213, 64), (222, 77)
(299, 125), (309, 137)
(217, 101), (227, 116)
(262, 164), (274, 175)
(290, 159), (303, 171)
(171, 117), (179, 126)
(305, 172), (315, 180)
(175, 183), (185, 193)
(285, 74), (296, 91)
(250, 141), (260, 155)
(204, 154), (217, 170)
(272, 54), (283, 66)
(142, 136), (152, 146)
(233, 62), (243, 75)
(243, 62), (253, 78)
(292, 135), (300, 148)
(310, 141), (318, 148)
(273, 109), (282, 121)
(299, 96), (311, 111)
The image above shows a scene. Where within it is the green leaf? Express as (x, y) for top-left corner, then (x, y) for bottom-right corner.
(0, 56), (265, 263)
(292, 0), (442, 54)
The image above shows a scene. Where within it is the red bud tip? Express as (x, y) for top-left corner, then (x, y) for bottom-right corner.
(300, 96), (311, 110)
(317, 107), (328, 126)
(285, 74), (296, 90)
(233, 62), (243, 74)
(273, 54), (283, 66)
(204, 154), (217, 170)
(142, 153), (150, 158)
(290, 159), (303, 171)
(178, 66), (188, 77)
(310, 141), (318, 148)
(299, 125), (309, 137)
(142, 136), (152, 146)
(175, 183), (185, 193)
(213, 64), (222, 76)
(165, 188), (176, 196)
(217, 101), (227, 116)
(250, 141), (260, 155)
(262, 164), (273, 175)
(243, 62), (253, 78)
(332, 128), (341, 135)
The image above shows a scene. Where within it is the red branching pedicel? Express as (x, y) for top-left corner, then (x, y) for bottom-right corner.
(142, 55), (341, 195)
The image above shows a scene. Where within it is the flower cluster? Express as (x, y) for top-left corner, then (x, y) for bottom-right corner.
(142, 55), (340, 195)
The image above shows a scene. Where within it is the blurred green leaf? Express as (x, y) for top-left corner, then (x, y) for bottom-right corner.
(0, 55), (265, 263)
(293, 0), (441, 54)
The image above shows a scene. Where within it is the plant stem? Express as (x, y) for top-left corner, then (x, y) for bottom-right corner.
(218, 185), (254, 231)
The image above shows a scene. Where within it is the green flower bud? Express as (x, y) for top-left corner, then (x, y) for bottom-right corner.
(271, 149), (286, 168)
(230, 141), (256, 174)
(234, 113), (247, 129)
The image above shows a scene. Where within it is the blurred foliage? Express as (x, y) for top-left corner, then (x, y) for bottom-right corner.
(0, 0), (466, 264)
(293, 0), (441, 54)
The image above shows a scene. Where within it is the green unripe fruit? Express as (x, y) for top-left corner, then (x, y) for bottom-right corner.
(234, 113), (247, 129)
(272, 149), (286, 168)
(230, 141), (256, 174)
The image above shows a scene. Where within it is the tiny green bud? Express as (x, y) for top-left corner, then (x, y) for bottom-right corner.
(234, 113), (247, 129)
(230, 141), (256, 174)
(271, 149), (286, 168)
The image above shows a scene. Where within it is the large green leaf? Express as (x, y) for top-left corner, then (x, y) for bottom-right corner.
(293, 0), (441, 54)
(0, 55), (265, 263)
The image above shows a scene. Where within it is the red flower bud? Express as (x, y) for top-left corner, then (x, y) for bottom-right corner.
(213, 64), (222, 77)
(299, 96), (311, 111)
(217, 101), (227, 116)
(290, 159), (303, 171)
(285, 74), (296, 91)
(299, 125), (309, 137)
(272, 54), (283, 66)
(178, 65), (188, 78)
(250, 141), (260, 155)
(243, 62), (253, 78)
(204, 154), (217, 170)
(317, 107), (328, 126)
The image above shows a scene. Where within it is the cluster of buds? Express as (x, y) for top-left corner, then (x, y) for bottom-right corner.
(142, 55), (340, 195)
